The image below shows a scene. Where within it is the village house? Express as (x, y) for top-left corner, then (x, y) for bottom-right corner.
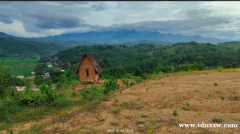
(75, 53), (102, 83)
(54, 68), (62, 72)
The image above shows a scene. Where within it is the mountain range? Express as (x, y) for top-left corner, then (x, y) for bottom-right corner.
(0, 29), (227, 46)
(34, 29), (227, 44)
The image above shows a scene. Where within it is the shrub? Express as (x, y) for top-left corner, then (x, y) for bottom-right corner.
(220, 95), (225, 100)
(103, 80), (119, 95)
(214, 82), (218, 86)
(56, 82), (62, 89)
(122, 79), (129, 87)
(15, 90), (48, 107)
(212, 118), (223, 123)
(198, 111), (201, 116)
(217, 67), (224, 72)
(182, 105), (185, 110)
(230, 95), (238, 101)
(147, 129), (153, 134)
(114, 98), (119, 102)
(34, 75), (44, 85)
(72, 92), (77, 97)
(39, 84), (57, 103)
(52, 94), (68, 106)
(113, 107), (121, 114)
(151, 118), (156, 125)
(173, 108), (178, 116)
(185, 101), (190, 106)
(81, 91), (88, 98)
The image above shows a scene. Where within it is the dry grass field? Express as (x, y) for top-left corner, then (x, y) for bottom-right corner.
(2, 69), (240, 134)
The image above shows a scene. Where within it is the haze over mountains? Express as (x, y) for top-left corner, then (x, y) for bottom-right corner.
(34, 29), (226, 44)
(0, 29), (227, 46)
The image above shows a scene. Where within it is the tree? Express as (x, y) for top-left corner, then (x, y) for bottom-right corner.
(0, 60), (13, 98)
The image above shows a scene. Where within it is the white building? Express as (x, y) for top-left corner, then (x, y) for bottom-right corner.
(60, 70), (65, 72)
(45, 72), (50, 77)
(47, 65), (53, 68)
(31, 72), (36, 76)
(17, 76), (25, 79)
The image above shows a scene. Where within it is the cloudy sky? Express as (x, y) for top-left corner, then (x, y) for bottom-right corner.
(0, 1), (240, 40)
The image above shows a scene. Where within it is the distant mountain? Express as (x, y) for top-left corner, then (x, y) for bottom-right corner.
(0, 30), (227, 45)
(0, 37), (66, 57)
(34, 29), (226, 44)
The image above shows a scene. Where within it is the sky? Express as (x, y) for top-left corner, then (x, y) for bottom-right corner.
(0, 1), (240, 40)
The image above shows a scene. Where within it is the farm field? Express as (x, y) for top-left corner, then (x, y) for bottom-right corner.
(2, 69), (240, 134)
(0, 58), (39, 76)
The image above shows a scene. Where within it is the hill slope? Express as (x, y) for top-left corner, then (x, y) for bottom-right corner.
(0, 37), (66, 57)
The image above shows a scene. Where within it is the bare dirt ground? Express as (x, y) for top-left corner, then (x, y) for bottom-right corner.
(42, 72), (240, 134)
(2, 72), (240, 134)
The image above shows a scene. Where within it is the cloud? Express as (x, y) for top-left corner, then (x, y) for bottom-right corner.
(31, 15), (89, 29)
(0, 13), (13, 24)
(91, 4), (107, 11)
(0, 1), (239, 40)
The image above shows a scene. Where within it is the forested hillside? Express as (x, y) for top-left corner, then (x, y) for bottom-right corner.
(0, 37), (66, 57)
(53, 41), (240, 79)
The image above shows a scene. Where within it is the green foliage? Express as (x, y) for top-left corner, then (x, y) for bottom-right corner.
(151, 118), (156, 125)
(230, 62), (238, 68)
(0, 37), (65, 57)
(185, 101), (190, 106)
(39, 84), (57, 103)
(214, 82), (218, 86)
(230, 95), (238, 101)
(217, 67), (224, 72)
(173, 108), (178, 116)
(34, 75), (44, 85)
(221, 95), (225, 100)
(72, 92), (77, 97)
(182, 105), (185, 110)
(122, 79), (129, 87)
(113, 107), (121, 114)
(147, 129), (153, 134)
(114, 98), (119, 102)
(81, 91), (88, 98)
(212, 118), (223, 123)
(52, 94), (68, 106)
(0, 60), (13, 98)
(198, 111), (201, 116)
(56, 82), (62, 89)
(103, 80), (119, 95)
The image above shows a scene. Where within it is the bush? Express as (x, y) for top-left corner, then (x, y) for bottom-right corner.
(34, 75), (44, 85)
(230, 95), (238, 101)
(103, 80), (119, 95)
(173, 108), (178, 116)
(212, 118), (223, 123)
(52, 94), (68, 106)
(122, 79), (129, 87)
(214, 82), (218, 86)
(217, 67), (224, 72)
(220, 95), (225, 100)
(15, 90), (47, 107)
(39, 84), (57, 103)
